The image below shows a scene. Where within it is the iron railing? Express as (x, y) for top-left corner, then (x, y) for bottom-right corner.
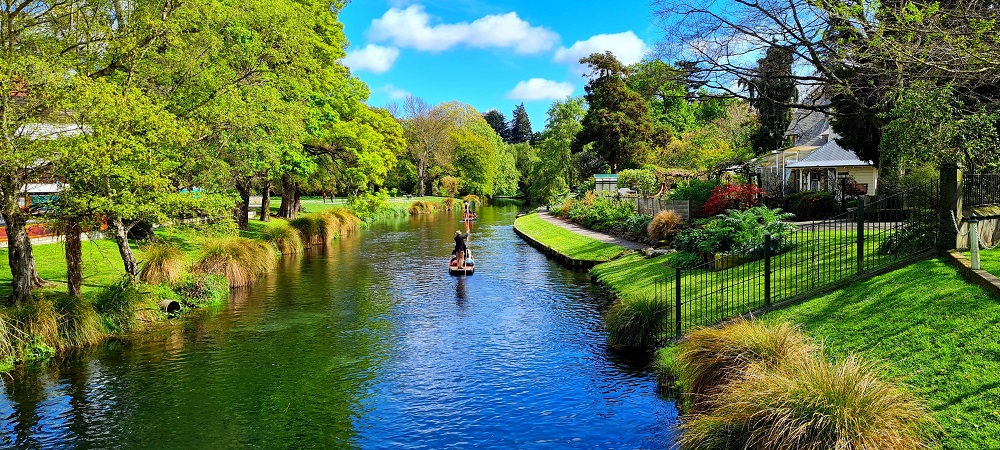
(964, 173), (1000, 207)
(655, 180), (940, 338)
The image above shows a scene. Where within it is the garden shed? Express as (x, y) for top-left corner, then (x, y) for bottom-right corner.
(594, 174), (618, 193)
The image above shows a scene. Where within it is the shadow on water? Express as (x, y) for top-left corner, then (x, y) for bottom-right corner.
(0, 205), (679, 449)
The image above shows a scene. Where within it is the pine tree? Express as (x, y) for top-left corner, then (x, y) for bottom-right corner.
(508, 103), (533, 144)
(482, 109), (508, 142)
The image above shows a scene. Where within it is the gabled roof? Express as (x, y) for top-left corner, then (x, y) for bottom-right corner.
(784, 85), (831, 147)
(785, 137), (872, 168)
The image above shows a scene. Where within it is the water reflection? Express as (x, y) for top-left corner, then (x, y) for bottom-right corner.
(0, 206), (678, 448)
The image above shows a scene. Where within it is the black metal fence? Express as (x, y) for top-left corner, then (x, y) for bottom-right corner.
(965, 173), (1000, 207)
(655, 180), (940, 338)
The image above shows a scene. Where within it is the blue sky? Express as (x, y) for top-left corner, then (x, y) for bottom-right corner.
(339, 0), (660, 129)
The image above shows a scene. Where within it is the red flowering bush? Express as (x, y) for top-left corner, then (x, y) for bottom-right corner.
(703, 183), (765, 217)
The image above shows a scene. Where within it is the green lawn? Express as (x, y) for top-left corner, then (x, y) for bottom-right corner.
(765, 257), (1000, 449)
(0, 239), (130, 298)
(514, 213), (625, 262)
(964, 246), (1000, 277)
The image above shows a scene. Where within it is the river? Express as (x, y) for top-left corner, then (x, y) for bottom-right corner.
(0, 205), (679, 449)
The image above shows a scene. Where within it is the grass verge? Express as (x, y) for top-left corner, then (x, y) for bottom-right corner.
(514, 213), (624, 262)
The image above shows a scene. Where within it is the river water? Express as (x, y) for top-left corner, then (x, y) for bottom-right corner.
(0, 205), (679, 449)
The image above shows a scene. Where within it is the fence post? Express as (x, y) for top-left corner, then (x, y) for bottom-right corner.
(939, 163), (963, 251)
(970, 214), (981, 270)
(764, 234), (772, 306)
(857, 197), (865, 274)
(675, 267), (682, 339)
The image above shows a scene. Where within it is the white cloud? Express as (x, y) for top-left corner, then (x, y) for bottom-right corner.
(379, 84), (411, 100)
(507, 79), (575, 101)
(553, 32), (650, 75)
(368, 5), (558, 54)
(343, 44), (400, 74)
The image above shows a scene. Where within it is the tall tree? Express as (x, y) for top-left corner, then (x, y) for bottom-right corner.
(403, 96), (452, 196)
(508, 103), (533, 144)
(747, 45), (796, 154)
(482, 109), (508, 142)
(573, 52), (655, 170)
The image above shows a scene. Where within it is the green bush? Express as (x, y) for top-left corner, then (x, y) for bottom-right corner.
(173, 273), (229, 307)
(667, 250), (703, 269)
(786, 191), (841, 220)
(670, 178), (722, 202)
(673, 207), (796, 257)
(623, 213), (653, 235)
(605, 295), (668, 348)
(618, 168), (659, 194)
(94, 276), (146, 333)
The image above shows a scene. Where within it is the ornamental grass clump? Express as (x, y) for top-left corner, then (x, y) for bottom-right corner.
(262, 222), (302, 255)
(679, 356), (938, 450)
(138, 242), (186, 284)
(441, 197), (457, 210)
(462, 194), (481, 208)
(605, 295), (669, 349)
(93, 276), (146, 333)
(289, 214), (324, 247)
(11, 297), (60, 349)
(327, 209), (360, 237)
(193, 237), (277, 288)
(674, 318), (815, 413)
(647, 210), (684, 242)
(53, 294), (104, 350)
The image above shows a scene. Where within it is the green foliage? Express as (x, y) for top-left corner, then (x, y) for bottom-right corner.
(54, 294), (104, 350)
(623, 213), (653, 236)
(673, 207), (796, 256)
(347, 192), (389, 221)
(748, 46), (796, 154)
(508, 103), (533, 144)
(552, 192), (636, 231)
(617, 168), (659, 194)
(173, 274), (230, 307)
(670, 178), (722, 202)
(785, 191), (841, 220)
(438, 176), (462, 197)
(94, 276), (146, 333)
(605, 295), (669, 348)
(667, 250), (703, 269)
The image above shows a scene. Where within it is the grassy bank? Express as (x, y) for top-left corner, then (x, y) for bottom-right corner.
(513, 213), (625, 263)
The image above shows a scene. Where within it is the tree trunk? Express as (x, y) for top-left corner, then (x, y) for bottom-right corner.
(235, 180), (251, 230)
(1, 209), (43, 305)
(278, 173), (295, 219)
(111, 217), (139, 277)
(417, 161), (427, 197)
(65, 219), (83, 297)
(260, 179), (271, 222)
(293, 188), (302, 215)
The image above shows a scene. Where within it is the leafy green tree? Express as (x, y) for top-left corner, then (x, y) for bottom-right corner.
(508, 103), (533, 144)
(537, 97), (587, 188)
(573, 52), (655, 170)
(628, 60), (696, 135)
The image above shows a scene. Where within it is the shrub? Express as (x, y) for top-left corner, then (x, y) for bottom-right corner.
(667, 250), (703, 269)
(173, 273), (229, 307)
(786, 191), (841, 220)
(673, 318), (816, 413)
(346, 191), (388, 220)
(704, 183), (765, 217)
(193, 238), (277, 288)
(680, 356), (938, 449)
(618, 168), (659, 194)
(439, 176), (461, 197)
(670, 178), (722, 202)
(648, 210), (684, 242)
(672, 207), (796, 257)
(605, 295), (668, 349)
(139, 242), (186, 284)
(262, 222), (302, 255)
(622, 213), (653, 236)
(94, 276), (146, 333)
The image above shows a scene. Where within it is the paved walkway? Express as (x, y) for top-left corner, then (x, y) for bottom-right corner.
(535, 211), (647, 251)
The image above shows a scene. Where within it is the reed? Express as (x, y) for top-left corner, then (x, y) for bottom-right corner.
(54, 294), (105, 350)
(605, 294), (668, 348)
(139, 242), (187, 284)
(679, 356), (938, 450)
(193, 237), (277, 288)
(262, 222), (303, 254)
(93, 276), (146, 333)
(290, 214), (331, 247)
(673, 318), (815, 412)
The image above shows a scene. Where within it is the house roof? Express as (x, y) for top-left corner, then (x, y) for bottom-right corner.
(785, 138), (873, 168)
(784, 87), (831, 147)
(16, 123), (88, 140)
(24, 183), (63, 194)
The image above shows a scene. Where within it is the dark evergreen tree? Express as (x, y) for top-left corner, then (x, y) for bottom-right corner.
(482, 109), (508, 142)
(572, 51), (654, 169)
(508, 103), (533, 144)
(747, 45), (796, 154)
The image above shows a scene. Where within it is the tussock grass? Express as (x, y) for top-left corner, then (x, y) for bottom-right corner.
(139, 242), (186, 285)
(54, 294), (104, 350)
(289, 214), (327, 247)
(193, 237), (277, 288)
(94, 276), (146, 333)
(328, 209), (360, 237)
(674, 318), (816, 412)
(441, 197), (457, 210)
(605, 295), (668, 349)
(10, 298), (60, 348)
(262, 222), (302, 254)
(290, 210), (361, 247)
(408, 200), (430, 215)
(647, 210), (683, 242)
(679, 356), (938, 450)
(462, 194), (482, 208)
